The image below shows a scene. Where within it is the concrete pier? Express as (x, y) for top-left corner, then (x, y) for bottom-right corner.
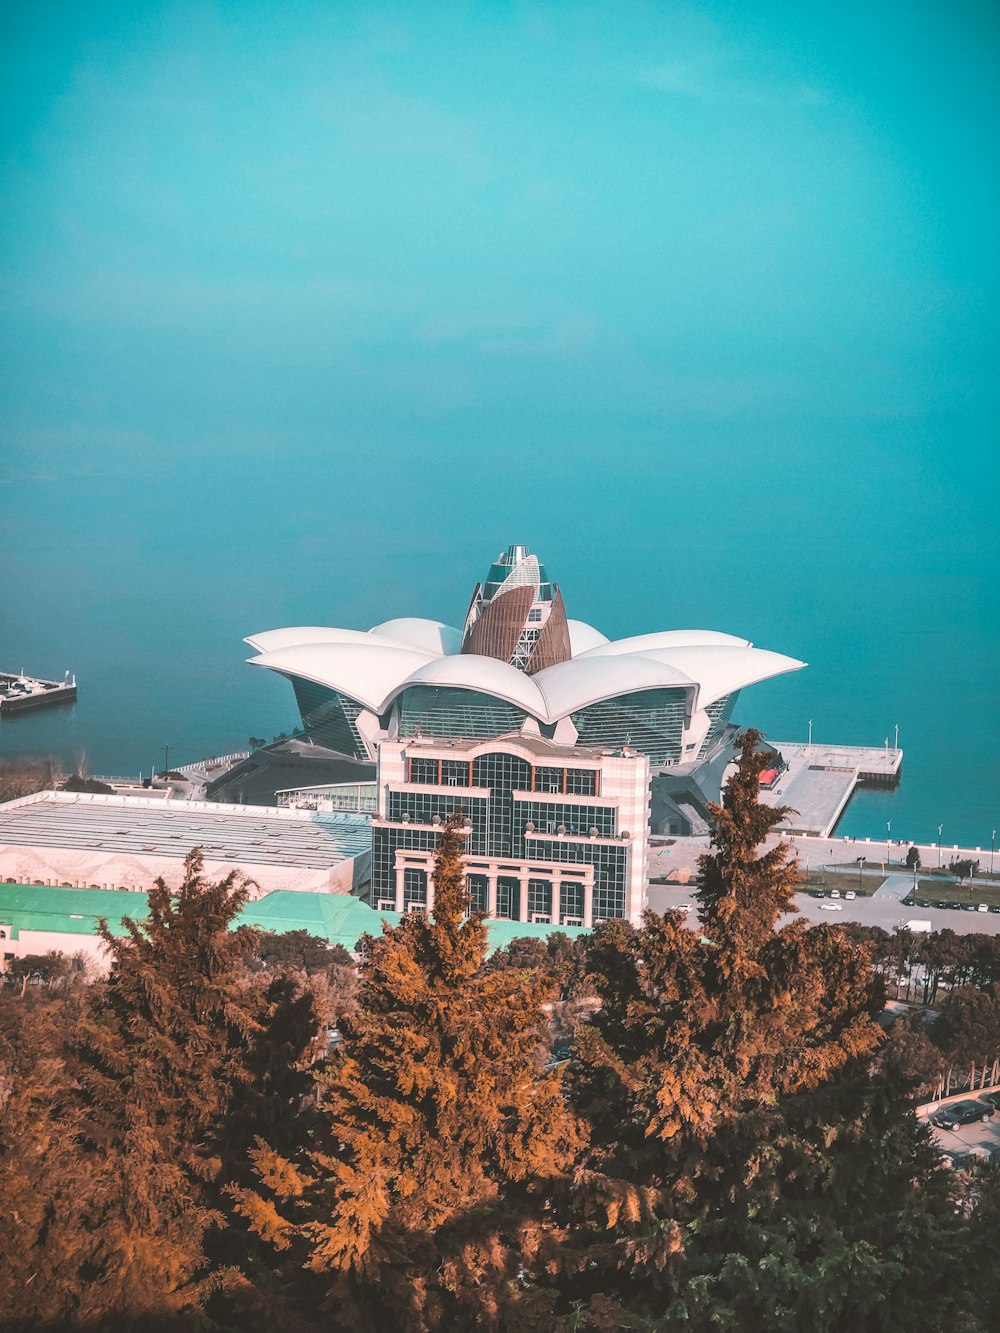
(759, 741), (903, 837)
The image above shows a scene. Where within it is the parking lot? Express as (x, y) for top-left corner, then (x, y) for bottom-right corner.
(920, 1098), (1000, 1166)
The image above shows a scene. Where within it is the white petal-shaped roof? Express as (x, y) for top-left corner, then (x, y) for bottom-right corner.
(626, 645), (806, 709)
(245, 626), (407, 654)
(566, 619), (610, 654)
(368, 618), (463, 656)
(383, 652), (547, 717)
(248, 642), (435, 713)
(533, 654), (695, 718)
(580, 629), (751, 657)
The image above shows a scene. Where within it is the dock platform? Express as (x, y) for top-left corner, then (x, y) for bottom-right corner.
(0, 671), (77, 714)
(760, 741), (902, 837)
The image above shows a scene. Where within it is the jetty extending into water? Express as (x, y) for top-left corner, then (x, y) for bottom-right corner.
(0, 671), (77, 715)
(760, 740), (903, 838)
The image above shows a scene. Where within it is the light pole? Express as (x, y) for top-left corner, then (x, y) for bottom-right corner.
(858, 856), (865, 895)
(162, 744), (171, 779)
(894, 723), (899, 751)
(808, 719), (813, 748)
(991, 829), (996, 877)
(938, 824), (943, 869)
(886, 820), (892, 867)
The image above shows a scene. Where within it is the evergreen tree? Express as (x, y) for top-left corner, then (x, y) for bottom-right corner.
(564, 729), (964, 1330)
(0, 850), (322, 1329)
(238, 813), (583, 1330)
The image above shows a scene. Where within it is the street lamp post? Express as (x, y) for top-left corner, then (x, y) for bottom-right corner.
(938, 824), (943, 869)
(808, 719), (813, 748)
(162, 744), (171, 779)
(886, 820), (892, 867)
(858, 856), (865, 895)
(992, 829), (996, 877)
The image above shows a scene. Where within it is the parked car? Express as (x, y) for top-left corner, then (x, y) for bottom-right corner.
(830, 889), (841, 898)
(930, 1100), (996, 1129)
(978, 904), (989, 912)
(989, 905), (1000, 915)
(845, 890), (857, 900)
(819, 903), (843, 912)
(978, 1091), (1000, 1111)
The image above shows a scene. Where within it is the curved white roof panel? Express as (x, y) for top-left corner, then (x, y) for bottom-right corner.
(368, 618), (463, 656)
(629, 645), (805, 710)
(249, 642), (435, 713)
(245, 626), (407, 655)
(566, 619), (611, 654)
(580, 629), (752, 657)
(385, 652), (547, 717)
(533, 654), (695, 719)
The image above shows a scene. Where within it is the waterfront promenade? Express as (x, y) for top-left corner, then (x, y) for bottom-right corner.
(758, 740), (903, 837)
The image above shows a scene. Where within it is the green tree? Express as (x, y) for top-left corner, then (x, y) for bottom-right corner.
(564, 729), (965, 1331)
(906, 844), (921, 870)
(237, 813), (583, 1331)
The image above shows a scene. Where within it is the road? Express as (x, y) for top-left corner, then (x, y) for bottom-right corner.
(648, 870), (1000, 937)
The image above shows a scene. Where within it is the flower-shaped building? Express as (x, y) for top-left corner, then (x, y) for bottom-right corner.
(246, 543), (804, 769)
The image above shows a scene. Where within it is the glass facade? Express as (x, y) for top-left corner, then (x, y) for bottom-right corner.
(698, 690), (740, 757)
(386, 792), (488, 853)
(371, 748), (632, 922)
(397, 686), (527, 740)
(571, 687), (688, 764)
(528, 838), (627, 920)
(513, 800), (616, 839)
(290, 678), (369, 759)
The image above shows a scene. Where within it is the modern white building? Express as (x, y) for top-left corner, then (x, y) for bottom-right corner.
(246, 544), (805, 769)
(246, 543), (805, 925)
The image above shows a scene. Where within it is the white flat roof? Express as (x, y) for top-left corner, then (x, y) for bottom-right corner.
(0, 792), (371, 870)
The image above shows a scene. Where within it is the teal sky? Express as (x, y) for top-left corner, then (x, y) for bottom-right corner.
(1, 2), (998, 840)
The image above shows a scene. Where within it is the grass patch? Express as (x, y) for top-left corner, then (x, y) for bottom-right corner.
(798, 870), (882, 898)
(909, 881), (1000, 909)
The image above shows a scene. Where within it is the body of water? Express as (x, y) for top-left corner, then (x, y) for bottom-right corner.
(3, 460), (996, 852)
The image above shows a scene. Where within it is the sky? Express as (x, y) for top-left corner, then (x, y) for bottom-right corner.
(1, 1), (998, 836)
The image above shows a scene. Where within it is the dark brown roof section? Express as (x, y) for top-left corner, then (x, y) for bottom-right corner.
(462, 582), (535, 662)
(525, 585), (572, 673)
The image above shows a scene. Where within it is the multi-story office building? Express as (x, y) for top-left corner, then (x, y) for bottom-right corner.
(246, 543), (805, 925)
(370, 734), (650, 926)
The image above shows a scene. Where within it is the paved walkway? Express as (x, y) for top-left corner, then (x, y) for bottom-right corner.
(648, 873), (1000, 937)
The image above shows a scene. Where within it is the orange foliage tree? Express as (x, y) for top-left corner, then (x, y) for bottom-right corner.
(237, 812), (584, 1330)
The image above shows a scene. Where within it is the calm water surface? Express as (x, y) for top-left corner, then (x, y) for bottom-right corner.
(2, 458), (997, 851)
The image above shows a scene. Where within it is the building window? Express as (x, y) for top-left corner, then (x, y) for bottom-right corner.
(403, 867), (427, 908)
(441, 759), (470, 787)
(534, 766), (562, 793)
(527, 879), (552, 917)
(496, 876), (520, 920)
(409, 757), (439, 784)
(564, 768), (597, 796)
(514, 800), (616, 840)
(467, 873), (489, 914)
(559, 881), (584, 921)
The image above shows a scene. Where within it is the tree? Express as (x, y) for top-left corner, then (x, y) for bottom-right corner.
(563, 729), (965, 1330)
(950, 858), (980, 885)
(906, 844), (921, 870)
(251, 929), (354, 975)
(0, 850), (322, 1329)
(237, 813), (583, 1330)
